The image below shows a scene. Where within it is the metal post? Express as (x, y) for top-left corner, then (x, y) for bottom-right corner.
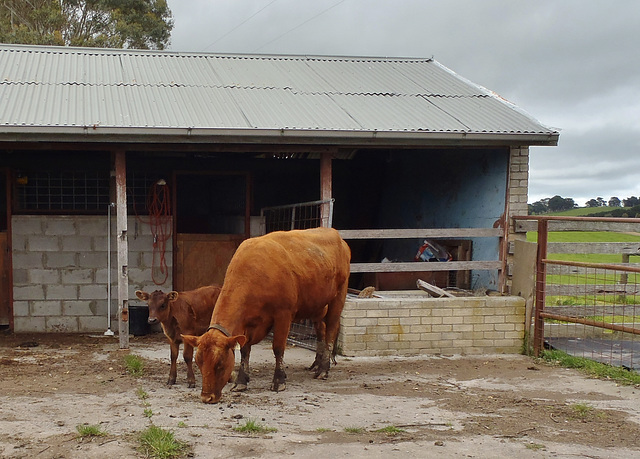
(115, 150), (129, 349)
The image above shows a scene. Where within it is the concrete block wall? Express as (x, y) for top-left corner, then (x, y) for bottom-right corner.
(12, 215), (172, 333)
(339, 292), (525, 357)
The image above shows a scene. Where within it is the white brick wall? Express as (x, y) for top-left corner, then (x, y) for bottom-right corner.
(12, 215), (172, 332)
(339, 293), (525, 356)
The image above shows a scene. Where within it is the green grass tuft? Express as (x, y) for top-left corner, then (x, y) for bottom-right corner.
(76, 424), (107, 438)
(124, 354), (144, 377)
(374, 425), (406, 435)
(233, 419), (277, 434)
(344, 426), (365, 434)
(138, 425), (189, 459)
(541, 349), (640, 385)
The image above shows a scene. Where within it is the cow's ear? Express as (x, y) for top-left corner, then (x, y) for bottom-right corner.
(167, 291), (179, 302)
(181, 334), (199, 348)
(135, 290), (149, 301)
(229, 335), (247, 349)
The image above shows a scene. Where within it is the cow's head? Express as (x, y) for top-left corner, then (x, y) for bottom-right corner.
(135, 290), (179, 325)
(181, 331), (247, 404)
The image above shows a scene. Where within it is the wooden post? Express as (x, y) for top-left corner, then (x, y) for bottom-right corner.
(320, 151), (332, 227)
(115, 150), (130, 349)
(533, 219), (548, 357)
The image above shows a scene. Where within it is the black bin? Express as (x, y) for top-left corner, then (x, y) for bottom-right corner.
(129, 305), (150, 336)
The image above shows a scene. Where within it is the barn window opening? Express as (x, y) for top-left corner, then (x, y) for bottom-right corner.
(14, 170), (110, 213)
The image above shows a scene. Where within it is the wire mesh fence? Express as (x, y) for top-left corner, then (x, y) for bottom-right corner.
(541, 259), (640, 370)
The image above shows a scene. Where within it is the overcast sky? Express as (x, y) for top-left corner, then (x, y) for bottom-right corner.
(165, 0), (640, 206)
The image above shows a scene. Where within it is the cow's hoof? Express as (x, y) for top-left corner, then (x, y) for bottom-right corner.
(231, 383), (247, 392)
(187, 382), (196, 388)
(270, 382), (286, 392)
(167, 380), (176, 386)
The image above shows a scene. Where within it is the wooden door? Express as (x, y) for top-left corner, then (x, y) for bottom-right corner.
(175, 234), (244, 290)
(0, 170), (9, 327)
(173, 172), (250, 292)
(0, 232), (9, 326)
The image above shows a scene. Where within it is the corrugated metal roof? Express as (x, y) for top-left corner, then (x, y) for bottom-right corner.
(0, 44), (558, 145)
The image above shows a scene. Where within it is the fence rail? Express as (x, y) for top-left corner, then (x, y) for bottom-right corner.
(339, 227), (503, 275)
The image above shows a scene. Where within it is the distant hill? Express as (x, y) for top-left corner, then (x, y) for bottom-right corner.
(546, 206), (640, 217)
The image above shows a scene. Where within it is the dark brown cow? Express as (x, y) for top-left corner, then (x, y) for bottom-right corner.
(135, 285), (221, 388)
(182, 227), (351, 404)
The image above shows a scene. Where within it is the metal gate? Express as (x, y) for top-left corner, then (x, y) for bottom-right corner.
(514, 216), (640, 369)
(260, 199), (334, 350)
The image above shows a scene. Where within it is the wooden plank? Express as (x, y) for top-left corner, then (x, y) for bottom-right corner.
(115, 149), (129, 350)
(339, 228), (503, 239)
(349, 260), (502, 273)
(416, 279), (455, 297)
(511, 241), (537, 352)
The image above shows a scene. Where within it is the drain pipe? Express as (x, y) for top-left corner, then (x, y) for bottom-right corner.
(104, 202), (115, 336)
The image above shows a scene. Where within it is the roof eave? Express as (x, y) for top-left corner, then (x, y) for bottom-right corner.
(0, 126), (559, 147)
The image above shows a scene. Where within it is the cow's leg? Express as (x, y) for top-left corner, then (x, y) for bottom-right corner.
(314, 284), (348, 380)
(168, 340), (179, 385)
(231, 344), (251, 392)
(183, 342), (196, 388)
(270, 319), (291, 392)
(308, 317), (326, 372)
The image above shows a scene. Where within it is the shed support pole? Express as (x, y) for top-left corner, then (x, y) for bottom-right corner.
(115, 149), (130, 349)
(320, 151), (333, 228)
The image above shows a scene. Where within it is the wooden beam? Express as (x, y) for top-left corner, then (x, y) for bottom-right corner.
(339, 228), (503, 239)
(320, 151), (332, 227)
(114, 149), (130, 349)
(349, 260), (502, 273)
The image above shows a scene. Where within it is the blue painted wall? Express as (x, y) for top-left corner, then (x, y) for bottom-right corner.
(375, 149), (509, 289)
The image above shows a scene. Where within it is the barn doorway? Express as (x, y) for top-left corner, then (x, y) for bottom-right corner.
(172, 172), (250, 291)
(0, 169), (10, 329)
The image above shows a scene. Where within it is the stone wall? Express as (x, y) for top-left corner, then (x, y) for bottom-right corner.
(12, 215), (172, 332)
(339, 292), (525, 356)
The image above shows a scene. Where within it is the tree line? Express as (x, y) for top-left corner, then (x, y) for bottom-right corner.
(0, 0), (173, 49)
(529, 195), (640, 215)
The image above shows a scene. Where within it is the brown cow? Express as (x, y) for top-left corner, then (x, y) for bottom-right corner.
(135, 285), (221, 388)
(182, 227), (351, 404)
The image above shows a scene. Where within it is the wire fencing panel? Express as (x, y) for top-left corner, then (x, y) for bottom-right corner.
(541, 260), (640, 370)
(259, 199), (334, 350)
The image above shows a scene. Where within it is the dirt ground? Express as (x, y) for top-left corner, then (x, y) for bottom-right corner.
(1, 332), (640, 459)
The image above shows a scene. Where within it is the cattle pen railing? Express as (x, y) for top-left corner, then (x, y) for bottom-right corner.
(339, 228), (503, 273)
(513, 215), (640, 370)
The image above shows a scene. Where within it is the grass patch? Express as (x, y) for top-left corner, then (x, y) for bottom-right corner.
(124, 354), (144, 377)
(374, 425), (406, 435)
(144, 408), (153, 418)
(136, 387), (149, 400)
(316, 427), (333, 433)
(525, 442), (546, 450)
(541, 349), (640, 385)
(344, 426), (365, 434)
(76, 424), (107, 438)
(570, 403), (593, 418)
(138, 425), (189, 459)
(233, 419), (277, 434)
